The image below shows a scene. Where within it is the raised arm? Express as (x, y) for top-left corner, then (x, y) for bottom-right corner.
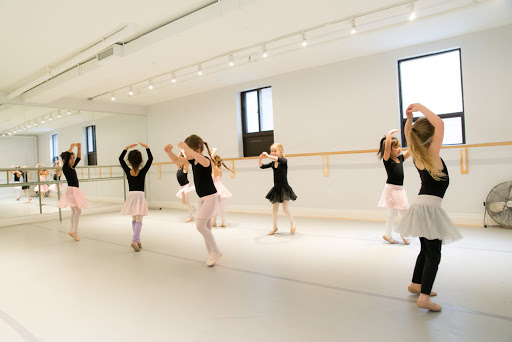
(139, 142), (153, 172)
(409, 103), (444, 158)
(76, 142), (82, 160)
(164, 144), (189, 165)
(178, 142), (210, 168)
(404, 105), (414, 143)
(383, 129), (399, 161)
(119, 144), (136, 173)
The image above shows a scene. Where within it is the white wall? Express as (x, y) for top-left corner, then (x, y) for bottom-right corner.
(146, 25), (512, 225)
(37, 114), (148, 202)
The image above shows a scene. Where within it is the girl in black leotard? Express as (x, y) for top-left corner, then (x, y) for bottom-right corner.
(164, 135), (223, 267)
(396, 104), (463, 312)
(119, 142), (153, 252)
(10, 165), (22, 200)
(259, 143), (297, 235)
(175, 152), (196, 222)
(57, 143), (89, 241)
(377, 129), (411, 245)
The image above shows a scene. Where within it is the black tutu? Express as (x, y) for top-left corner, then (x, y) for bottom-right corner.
(265, 185), (297, 204)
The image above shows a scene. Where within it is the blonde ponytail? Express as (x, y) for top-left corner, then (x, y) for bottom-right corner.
(408, 118), (446, 181)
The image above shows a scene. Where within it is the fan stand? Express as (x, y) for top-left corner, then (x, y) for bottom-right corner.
(483, 201), (507, 229)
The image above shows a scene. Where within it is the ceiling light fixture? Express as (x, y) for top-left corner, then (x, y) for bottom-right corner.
(409, 1), (416, 20)
(197, 65), (203, 76)
(301, 32), (308, 47)
(262, 45), (268, 58)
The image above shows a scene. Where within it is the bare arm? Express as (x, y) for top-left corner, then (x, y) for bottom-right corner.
(178, 142), (210, 167)
(409, 103), (444, 159)
(67, 143), (76, 153)
(403, 149), (411, 161)
(261, 152), (278, 162)
(164, 144), (189, 165)
(76, 143), (82, 159)
(383, 129), (399, 161)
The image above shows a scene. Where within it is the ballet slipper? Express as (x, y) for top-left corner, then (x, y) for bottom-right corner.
(137, 242), (142, 249)
(268, 228), (278, 235)
(417, 298), (442, 312)
(16, 197), (20, 201)
(212, 223), (217, 227)
(401, 236), (410, 245)
(290, 224), (296, 234)
(206, 252), (223, 267)
(131, 242), (140, 252)
(185, 217), (194, 222)
(68, 232), (80, 241)
(408, 284), (437, 297)
(221, 224), (227, 228)
(383, 235), (399, 244)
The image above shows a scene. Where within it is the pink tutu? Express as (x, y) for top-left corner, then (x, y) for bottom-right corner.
(121, 191), (148, 216)
(57, 186), (89, 209)
(176, 183), (196, 198)
(378, 184), (409, 210)
(197, 193), (222, 219)
(34, 184), (50, 193)
(213, 177), (232, 199)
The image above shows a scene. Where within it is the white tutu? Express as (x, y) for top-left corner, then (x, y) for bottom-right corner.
(57, 186), (89, 209)
(395, 195), (463, 244)
(13, 181), (22, 191)
(176, 183), (196, 198)
(213, 177), (232, 199)
(49, 183), (67, 193)
(121, 191), (149, 216)
(197, 193), (222, 219)
(378, 184), (409, 210)
(34, 184), (50, 193)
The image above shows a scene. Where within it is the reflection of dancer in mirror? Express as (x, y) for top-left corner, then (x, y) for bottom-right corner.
(49, 161), (66, 193)
(165, 135), (223, 267)
(377, 129), (411, 245)
(21, 166), (31, 203)
(396, 104), (463, 312)
(119, 142), (153, 252)
(210, 148), (235, 228)
(10, 165), (22, 201)
(259, 143), (297, 235)
(176, 150), (196, 222)
(34, 164), (50, 204)
(57, 143), (89, 241)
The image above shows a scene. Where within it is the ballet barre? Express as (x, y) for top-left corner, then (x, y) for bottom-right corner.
(151, 140), (512, 179)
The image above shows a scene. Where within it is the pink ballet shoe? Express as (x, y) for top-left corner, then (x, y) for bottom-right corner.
(417, 299), (442, 312)
(185, 217), (194, 222)
(290, 224), (296, 234)
(206, 252), (223, 267)
(268, 228), (278, 235)
(131, 242), (140, 252)
(383, 235), (399, 244)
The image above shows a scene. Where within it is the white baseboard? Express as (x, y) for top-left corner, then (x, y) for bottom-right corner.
(148, 201), (485, 227)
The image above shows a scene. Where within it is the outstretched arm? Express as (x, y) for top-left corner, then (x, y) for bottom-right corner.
(164, 144), (189, 165)
(76, 143), (82, 160)
(178, 142), (210, 167)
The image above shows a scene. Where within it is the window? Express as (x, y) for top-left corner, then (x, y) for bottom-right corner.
(50, 134), (58, 163)
(86, 125), (97, 165)
(398, 49), (465, 145)
(241, 86), (274, 157)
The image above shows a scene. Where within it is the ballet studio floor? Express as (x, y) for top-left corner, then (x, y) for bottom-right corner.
(1, 209), (511, 342)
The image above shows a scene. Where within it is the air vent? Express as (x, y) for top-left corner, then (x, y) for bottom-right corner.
(97, 44), (123, 65)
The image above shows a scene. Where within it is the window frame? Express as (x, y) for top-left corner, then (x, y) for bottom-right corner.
(397, 48), (466, 146)
(85, 125), (97, 166)
(50, 134), (58, 163)
(241, 86), (273, 136)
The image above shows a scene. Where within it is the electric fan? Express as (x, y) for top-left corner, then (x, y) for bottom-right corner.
(484, 181), (512, 228)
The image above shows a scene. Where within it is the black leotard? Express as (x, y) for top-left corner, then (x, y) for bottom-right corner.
(119, 149), (153, 192)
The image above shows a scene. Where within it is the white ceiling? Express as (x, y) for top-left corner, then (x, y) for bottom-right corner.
(1, 0), (511, 114)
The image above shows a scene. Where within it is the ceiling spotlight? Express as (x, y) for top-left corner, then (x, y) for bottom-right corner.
(57, 111), (62, 118)
(8, 132), (11, 135)
(128, 88), (134, 96)
(229, 55), (235, 66)
(197, 65), (203, 76)
(67, 110), (71, 115)
(301, 32), (308, 47)
(148, 80), (154, 90)
(27, 122), (32, 128)
(2, 134), (5, 137)
(409, 1), (416, 20)
(34, 121), (38, 126)
(111, 92), (116, 101)
(41, 117), (45, 123)
(49, 114), (53, 121)
(171, 73), (177, 83)
(351, 18), (357, 34)
(262, 45), (268, 58)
